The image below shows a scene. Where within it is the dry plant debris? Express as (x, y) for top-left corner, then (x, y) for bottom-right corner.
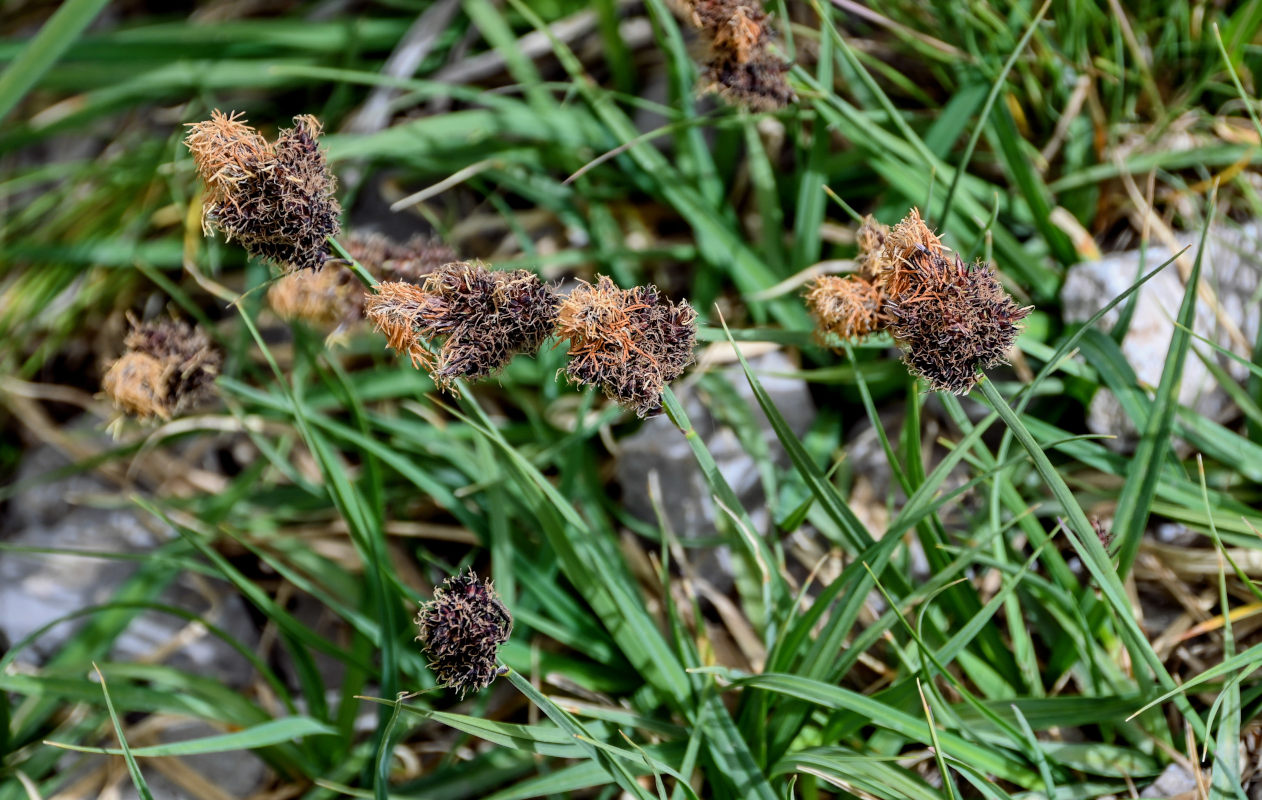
(364, 262), (559, 391)
(185, 110), (341, 271)
(805, 208), (1031, 394)
(101, 317), (221, 419)
(555, 275), (698, 417)
(415, 570), (513, 698)
(686, 0), (796, 110)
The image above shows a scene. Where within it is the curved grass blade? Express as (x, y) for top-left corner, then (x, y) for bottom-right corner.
(46, 716), (335, 757)
(92, 663), (154, 800)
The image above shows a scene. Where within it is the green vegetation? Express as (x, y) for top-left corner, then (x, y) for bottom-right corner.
(2, 1), (1262, 798)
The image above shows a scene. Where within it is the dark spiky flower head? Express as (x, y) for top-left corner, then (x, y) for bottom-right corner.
(185, 111), (341, 271)
(102, 316), (221, 419)
(687, 0), (796, 110)
(885, 251), (1031, 395)
(556, 276), (697, 417)
(415, 570), (512, 698)
(363, 262), (559, 391)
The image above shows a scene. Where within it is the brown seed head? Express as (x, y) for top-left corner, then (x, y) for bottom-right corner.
(688, 0), (796, 110)
(415, 570), (513, 698)
(364, 263), (559, 390)
(885, 253), (1031, 394)
(805, 274), (888, 344)
(855, 215), (891, 280)
(363, 281), (436, 371)
(185, 111), (341, 271)
(267, 265), (362, 330)
(556, 276), (698, 416)
(102, 317), (221, 419)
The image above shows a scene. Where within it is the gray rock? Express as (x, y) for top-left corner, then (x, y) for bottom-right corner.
(1061, 221), (1262, 446)
(1140, 762), (1197, 798)
(1, 436), (259, 686)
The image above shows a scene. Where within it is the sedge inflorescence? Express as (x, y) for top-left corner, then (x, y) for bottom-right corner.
(185, 110), (341, 271)
(267, 231), (455, 331)
(102, 317), (222, 420)
(363, 261), (559, 391)
(555, 275), (697, 417)
(685, 0), (796, 110)
(415, 570), (513, 698)
(806, 209), (1031, 395)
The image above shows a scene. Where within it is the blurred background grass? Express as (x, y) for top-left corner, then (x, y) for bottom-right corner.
(2, 0), (1262, 798)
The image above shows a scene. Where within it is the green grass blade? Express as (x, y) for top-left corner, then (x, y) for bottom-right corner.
(47, 716), (336, 757)
(91, 663), (155, 800)
(0, 0), (112, 123)
(1113, 195), (1214, 575)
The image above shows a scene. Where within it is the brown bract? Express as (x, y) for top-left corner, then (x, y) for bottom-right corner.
(101, 317), (221, 419)
(364, 262), (559, 391)
(687, 0), (796, 110)
(415, 570), (512, 698)
(876, 207), (945, 300)
(185, 111), (341, 271)
(556, 275), (697, 417)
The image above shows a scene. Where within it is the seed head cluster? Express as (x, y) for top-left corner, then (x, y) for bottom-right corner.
(267, 232), (455, 330)
(415, 570), (512, 698)
(686, 0), (796, 110)
(364, 262), (559, 391)
(185, 111), (341, 271)
(805, 209), (1031, 394)
(102, 317), (221, 420)
(556, 276), (698, 417)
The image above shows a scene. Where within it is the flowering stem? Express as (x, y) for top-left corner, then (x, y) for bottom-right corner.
(328, 236), (379, 288)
